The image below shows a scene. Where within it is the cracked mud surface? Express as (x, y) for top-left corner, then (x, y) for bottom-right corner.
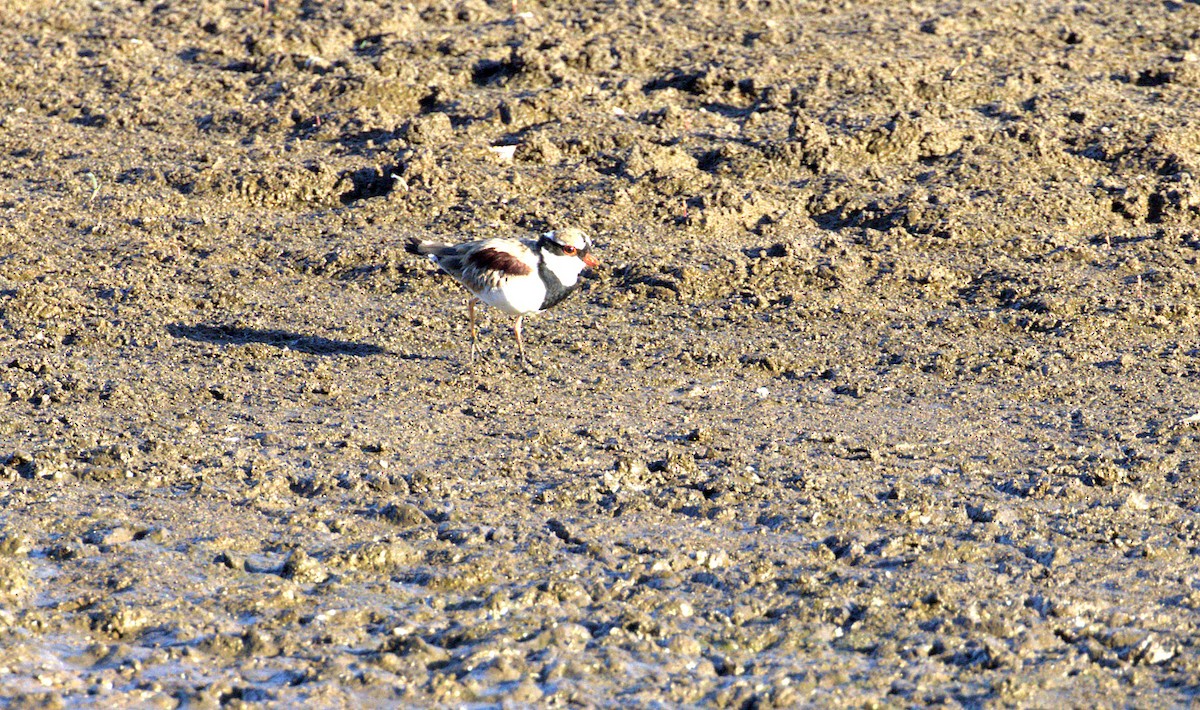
(3, 0), (1200, 706)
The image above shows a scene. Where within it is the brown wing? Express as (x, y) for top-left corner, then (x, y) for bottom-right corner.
(413, 238), (535, 294)
(468, 247), (533, 277)
(452, 240), (536, 293)
(456, 245), (532, 292)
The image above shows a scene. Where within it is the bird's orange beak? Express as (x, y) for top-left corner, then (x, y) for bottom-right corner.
(582, 252), (600, 269)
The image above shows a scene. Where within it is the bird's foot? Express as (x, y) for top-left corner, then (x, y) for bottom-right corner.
(517, 351), (539, 374)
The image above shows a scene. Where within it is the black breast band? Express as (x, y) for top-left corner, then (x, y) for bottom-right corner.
(537, 254), (578, 311)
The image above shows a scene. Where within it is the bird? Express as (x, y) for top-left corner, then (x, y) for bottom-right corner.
(404, 228), (599, 367)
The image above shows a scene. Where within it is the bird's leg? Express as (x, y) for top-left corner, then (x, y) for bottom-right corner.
(468, 297), (480, 364)
(514, 315), (534, 370)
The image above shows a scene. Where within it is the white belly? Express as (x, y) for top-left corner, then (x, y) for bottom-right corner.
(478, 276), (546, 315)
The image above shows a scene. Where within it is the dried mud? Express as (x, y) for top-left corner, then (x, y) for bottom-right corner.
(3, 0), (1200, 706)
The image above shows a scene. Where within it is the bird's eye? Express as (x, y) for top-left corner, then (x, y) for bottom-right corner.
(562, 245), (577, 255)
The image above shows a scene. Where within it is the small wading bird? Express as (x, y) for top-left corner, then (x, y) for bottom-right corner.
(405, 228), (599, 367)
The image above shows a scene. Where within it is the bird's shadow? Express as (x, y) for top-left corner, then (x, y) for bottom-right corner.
(167, 323), (389, 357)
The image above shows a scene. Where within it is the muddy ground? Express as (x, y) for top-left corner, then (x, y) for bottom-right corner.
(2, 0), (1200, 706)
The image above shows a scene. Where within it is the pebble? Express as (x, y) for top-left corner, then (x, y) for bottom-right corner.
(83, 526), (134, 546)
(214, 551), (245, 571)
(0, 534), (33, 557)
(614, 457), (649, 477)
(281, 549), (328, 584)
(1122, 492), (1151, 511)
(379, 502), (432, 527)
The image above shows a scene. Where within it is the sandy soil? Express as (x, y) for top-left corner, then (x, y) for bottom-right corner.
(3, 0), (1200, 705)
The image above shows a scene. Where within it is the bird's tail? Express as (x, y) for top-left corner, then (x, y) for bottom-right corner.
(404, 238), (451, 257)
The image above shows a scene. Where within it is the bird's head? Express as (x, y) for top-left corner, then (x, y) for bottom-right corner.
(543, 228), (599, 269)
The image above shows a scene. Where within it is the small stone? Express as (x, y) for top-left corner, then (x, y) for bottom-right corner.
(546, 518), (582, 544)
(0, 533), (33, 557)
(1123, 492), (1151, 511)
(1104, 626), (1149, 650)
(0, 557), (32, 600)
(921, 17), (959, 35)
(614, 457), (648, 477)
(136, 527), (171, 544)
(84, 526), (134, 546)
(966, 505), (994, 523)
(507, 676), (543, 703)
(539, 623), (592, 652)
(93, 605), (151, 638)
(243, 628), (279, 657)
(281, 548), (328, 584)
(215, 551), (245, 571)
(404, 113), (452, 145)
(667, 633), (702, 656)
(992, 508), (1018, 526)
(1135, 637), (1176, 665)
(255, 432), (282, 446)
(664, 452), (697, 476)
(697, 549), (729, 569)
(379, 502), (431, 527)
(1037, 546), (1067, 568)
(487, 144), (517, 162)
(47, 542), (90, 561)
(383, 634), (450, 663)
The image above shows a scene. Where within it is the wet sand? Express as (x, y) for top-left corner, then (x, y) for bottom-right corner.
(3, 0), (1200, 705)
